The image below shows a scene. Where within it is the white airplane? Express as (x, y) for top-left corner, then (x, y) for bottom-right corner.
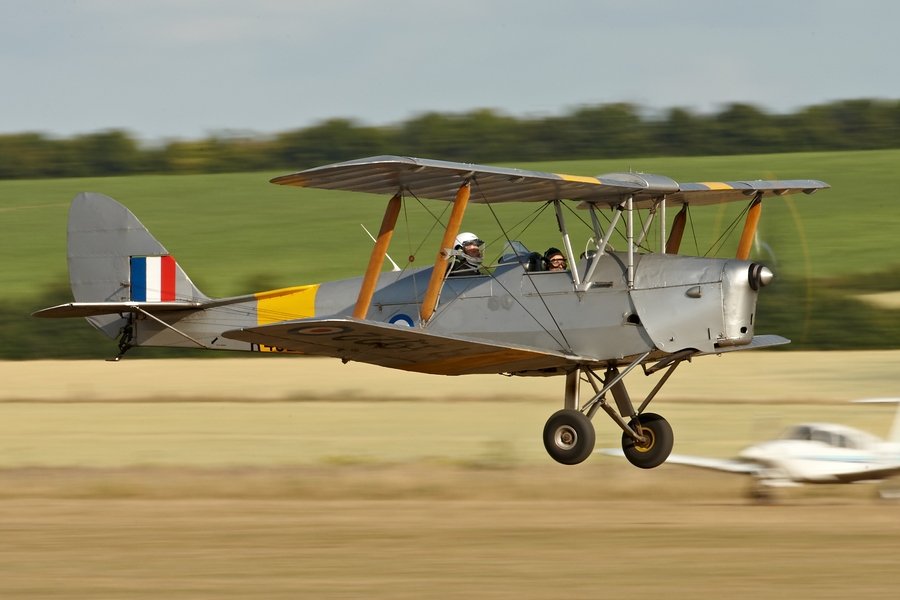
(602, 399), (900, 501)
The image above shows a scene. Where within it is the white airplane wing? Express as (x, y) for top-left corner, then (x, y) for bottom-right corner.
(831, 464), (900, 484)
(599, 449), (763, 475)
(664, 453), (764, 475)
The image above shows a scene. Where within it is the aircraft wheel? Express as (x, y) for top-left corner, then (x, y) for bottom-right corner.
(621, 413), (673, 469)
(543, 409), (595, 465)
(748, 481), (777, 504)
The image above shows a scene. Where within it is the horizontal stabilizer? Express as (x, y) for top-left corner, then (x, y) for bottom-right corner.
(33, 301), (204, 319)
(222, 317), (586, 376)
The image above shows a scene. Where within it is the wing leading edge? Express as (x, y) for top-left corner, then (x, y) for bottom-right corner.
(222, 317), (588, 376)
(272, 155), (829, 208)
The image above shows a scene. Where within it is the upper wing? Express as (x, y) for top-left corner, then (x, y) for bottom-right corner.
(271, 155), (644, 204)
(667, 180), (829, 207)
(221, 317), (588, 376)
(271, 155), (828, 208)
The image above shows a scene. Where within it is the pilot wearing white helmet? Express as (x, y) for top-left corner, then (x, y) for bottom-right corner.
(448, 231), (485, 276)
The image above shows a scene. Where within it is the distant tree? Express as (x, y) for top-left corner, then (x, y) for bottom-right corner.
(711, 103), (787, 154)
(74, 129), (143, 175)
(275, 118), (387, 169)
(652, 107), (711, 156)
(1, 99), (898, 179)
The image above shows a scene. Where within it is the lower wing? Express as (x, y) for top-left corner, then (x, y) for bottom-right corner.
(600, 448), (764, 475)
(222, 317), (589, 376)
(832, 464), (900, 484)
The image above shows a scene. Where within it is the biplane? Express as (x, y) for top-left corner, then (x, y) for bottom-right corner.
(34, 156), (829, 469)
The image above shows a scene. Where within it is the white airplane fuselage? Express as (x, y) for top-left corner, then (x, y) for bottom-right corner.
(740, 438), (900, 484)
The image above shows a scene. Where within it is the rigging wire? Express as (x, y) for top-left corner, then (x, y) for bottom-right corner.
(483, 202), (552, 252)
(687, 205), (700, 256)
(702, 201), (752, 257)
(466, 180), (574, 353)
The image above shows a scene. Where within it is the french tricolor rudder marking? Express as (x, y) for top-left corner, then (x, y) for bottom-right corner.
(130, 255), (177, 301)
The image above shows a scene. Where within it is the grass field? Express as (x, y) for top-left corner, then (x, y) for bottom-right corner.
(2, 495), (897, 599)
(3, 149), (900, 301)
(1, 354), (899, 598)
(3, 148), (900, 596)
(3, 352), (899, 467)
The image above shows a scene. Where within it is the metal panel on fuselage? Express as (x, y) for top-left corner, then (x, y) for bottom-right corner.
(131, 301), (259, 351)
(314, 257), (655, 361)
(630, 254), (760, 353)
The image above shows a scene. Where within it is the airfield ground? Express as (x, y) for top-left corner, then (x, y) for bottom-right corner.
(1, 352), (898, 598)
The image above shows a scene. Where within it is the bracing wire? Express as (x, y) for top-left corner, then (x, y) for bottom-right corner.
(467, 179), (574, 353)
(702, 200), (752, 258)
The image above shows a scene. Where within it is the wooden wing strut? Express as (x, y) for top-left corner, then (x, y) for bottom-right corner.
(420, 181), (471, 322)
(353, 192), (402, 319)
(736, 194), (763, 260)
(665, 204), (688, 254)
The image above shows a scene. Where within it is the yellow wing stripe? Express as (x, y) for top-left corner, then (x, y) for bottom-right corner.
(555, 173), (602, 185)
(696, 182), (735, 191)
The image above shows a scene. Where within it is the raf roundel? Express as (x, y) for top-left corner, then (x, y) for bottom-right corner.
(389, 313), (415, 327)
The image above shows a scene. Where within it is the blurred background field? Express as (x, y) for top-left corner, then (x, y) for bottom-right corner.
(1, 352), (897, 469)
(3, 149), (899, 298)
(1, 353), (898, 599)
(3, 149), (899, 358)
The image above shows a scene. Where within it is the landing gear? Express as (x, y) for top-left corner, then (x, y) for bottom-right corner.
(543, 409), (596, 465)
(621, 413), (673, 469)
(542, 352), (687, 468)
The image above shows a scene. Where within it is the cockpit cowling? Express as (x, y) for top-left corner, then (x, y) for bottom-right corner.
(629, 254), (769, 354)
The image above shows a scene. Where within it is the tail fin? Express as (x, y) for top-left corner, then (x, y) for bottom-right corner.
(854, 398), (900, 444)
(67, 192), (209, 338)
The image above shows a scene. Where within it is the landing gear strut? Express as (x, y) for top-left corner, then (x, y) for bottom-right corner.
(542, 352), (687, 467)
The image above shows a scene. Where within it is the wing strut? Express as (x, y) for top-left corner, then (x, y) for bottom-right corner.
(665, 204), (688, 254)
(353, 192), (402, 319)
(420, 181), (471, 322)
(736, 192), (763, 260)
(553, 200), (581, 287)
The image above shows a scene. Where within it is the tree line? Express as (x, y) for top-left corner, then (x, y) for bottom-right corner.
(1, 99), (898, 179)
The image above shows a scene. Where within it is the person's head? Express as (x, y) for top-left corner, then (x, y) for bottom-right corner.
(544, 247), (567, 271)
(454, 232), (484, 267)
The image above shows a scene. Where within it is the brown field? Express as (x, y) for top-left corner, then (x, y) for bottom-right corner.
(858, 291), (900, 309)
(1, 354), (899, 599)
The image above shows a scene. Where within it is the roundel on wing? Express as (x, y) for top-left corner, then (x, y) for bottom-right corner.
(289, 324), (349, 336)
(389, 313), (414, 327)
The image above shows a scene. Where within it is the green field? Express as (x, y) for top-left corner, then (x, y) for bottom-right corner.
(3, 149), (899, 301)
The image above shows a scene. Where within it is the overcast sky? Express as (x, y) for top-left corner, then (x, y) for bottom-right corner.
(2, 0), (898, 141)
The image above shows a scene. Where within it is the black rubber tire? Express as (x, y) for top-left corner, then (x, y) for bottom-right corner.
(543, 409), (596, 465)
(621, 412), (674, 469)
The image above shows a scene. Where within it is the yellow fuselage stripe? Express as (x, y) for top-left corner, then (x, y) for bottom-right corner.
(255, 284), (319, 325)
